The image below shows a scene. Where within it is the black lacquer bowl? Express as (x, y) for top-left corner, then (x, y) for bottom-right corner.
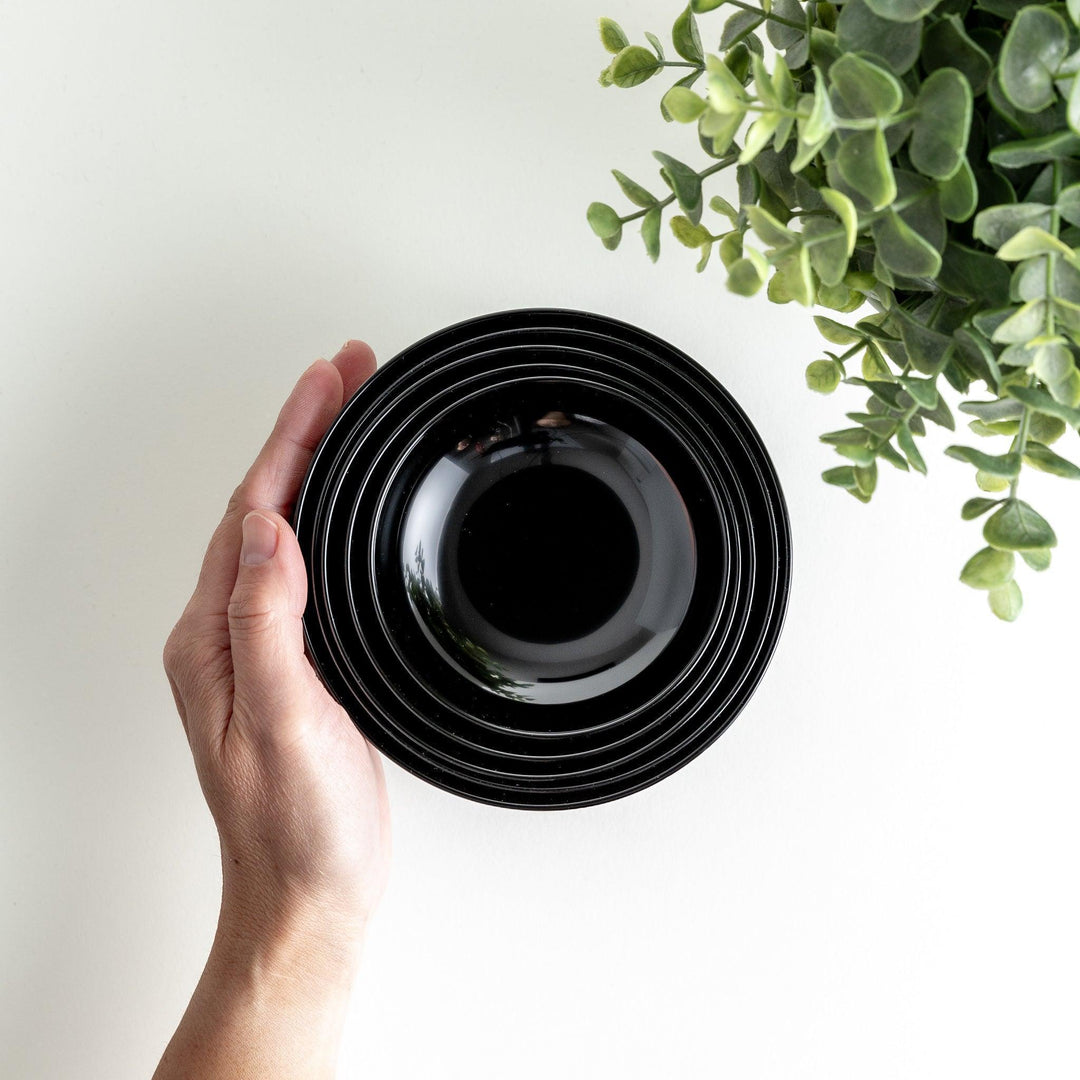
(292, 308), (791, 810)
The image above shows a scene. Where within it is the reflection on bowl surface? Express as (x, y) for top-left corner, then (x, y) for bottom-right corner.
(400, 411), (697, 704)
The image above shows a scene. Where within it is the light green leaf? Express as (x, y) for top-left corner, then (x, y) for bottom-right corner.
(995, 226), (1074, 261)
(611, 170), (659, 209)
(611, 45), (663, 88)
(820, 187), (858, 255)
(670, 214), (711, 248)
(727, 249), (769, 295)
(598, 17), (630, 54)
(814, 315), (863, 345)
(587, 202), (622, 239)
(768, 246), (816, 306)
(991, 299), (1048, 343)
(803, 76), (836, 145)
(806, 358), (843, 392)
(988, 580), (1023, 621)
(644, 31), (666, 61)
(641, 206), (661, 262)
(662, 85), (708, 123)
(1021, 548), (1052, 571)
(960, 546), (1015, 589)
(983, 499), (1057, 550)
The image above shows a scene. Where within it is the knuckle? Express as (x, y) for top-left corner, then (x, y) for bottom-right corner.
(225, 480), (250, 518)
(227, 590), (278, 637)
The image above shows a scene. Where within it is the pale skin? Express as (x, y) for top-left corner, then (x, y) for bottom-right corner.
(155, 340), (392, 1079)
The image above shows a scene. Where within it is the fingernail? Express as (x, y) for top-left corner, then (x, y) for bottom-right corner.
(241, 511), (278, 566)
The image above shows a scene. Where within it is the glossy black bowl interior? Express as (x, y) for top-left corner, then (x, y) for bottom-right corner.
(292, 308), (791, 810)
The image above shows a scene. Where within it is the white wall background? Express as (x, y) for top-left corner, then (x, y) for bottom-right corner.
(3, 2), (1079, 1077)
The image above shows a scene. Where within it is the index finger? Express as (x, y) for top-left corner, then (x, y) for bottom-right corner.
(181, 340), (377, 632)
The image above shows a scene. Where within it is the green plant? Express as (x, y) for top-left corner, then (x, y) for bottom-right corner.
(588, 0), (1080, 619)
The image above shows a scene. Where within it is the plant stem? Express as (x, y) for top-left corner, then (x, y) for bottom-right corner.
(724, 0), (806, 30)
(618, 155), (739, 224)
(1009, 159), (1062, 500)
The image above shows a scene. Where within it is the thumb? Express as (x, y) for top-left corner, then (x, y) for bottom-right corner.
(228, 509), (318, 732)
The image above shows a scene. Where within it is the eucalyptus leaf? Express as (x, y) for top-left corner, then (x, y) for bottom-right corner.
(988, 579), (1023, 621)
(960, 546), (1015, 589)
(983, 498), (1057, 550)
(672, 4), (704, 63)
(910, 69), (973, 181)
(611, 45), (663, 88)
(835, 0), (922, 75)
(998, 6), (1069, 113)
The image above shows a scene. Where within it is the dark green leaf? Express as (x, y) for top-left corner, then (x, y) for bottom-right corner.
(652, 151), (703, 224)
(672, 5), (704, 63)
(829, 53), (904, 119)
(989, 132), (1080, 169)
(721, 8), (766, 49)
(973, 202), (1053, 250)
(891, 305), (953, 374)
(961, 497), (1003, 519)
(938, 160), (979, 223)
(1023, 441), (1080, 479)
(937, 242), (1012, 308)
(998, 6), (1069, 113)
(983, 499), (1057, 550)
(863, 0), (941, 22)
(923, 15), (993, 95)
(896, 422), (927, 473)
(835, 0), (922, 75)
(872, 209), (942, 278)
(822, 465), (858, 488)
(944, 445), (1021, 477)
(910, 68), (973, 180)
(837, 128), (896, 210)
(1004, 384), (1080, 427)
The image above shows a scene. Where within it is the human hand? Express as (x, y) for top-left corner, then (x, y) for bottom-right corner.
(155, 342), (391, 1078)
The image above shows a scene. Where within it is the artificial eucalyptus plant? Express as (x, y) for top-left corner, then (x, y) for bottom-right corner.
(587, 0), (1080, 619)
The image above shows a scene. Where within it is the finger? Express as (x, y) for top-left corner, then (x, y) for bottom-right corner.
(183, 342), (376, 631)
(226, 509), (322, 743)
